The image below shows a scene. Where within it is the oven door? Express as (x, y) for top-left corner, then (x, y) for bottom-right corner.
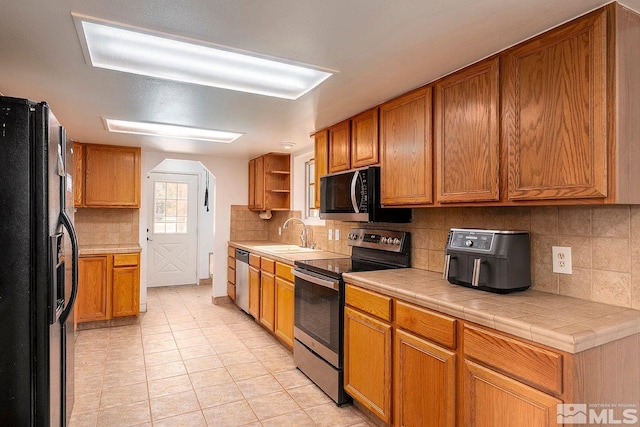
(293, 268), (343, 368)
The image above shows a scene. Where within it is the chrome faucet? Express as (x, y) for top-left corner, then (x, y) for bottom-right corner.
(282, 217), (310, 248)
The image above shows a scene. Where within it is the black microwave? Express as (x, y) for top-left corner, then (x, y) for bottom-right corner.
(320, 166), (411, 223)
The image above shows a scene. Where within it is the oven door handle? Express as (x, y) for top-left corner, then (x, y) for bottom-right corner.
(293, 269), (339, 291)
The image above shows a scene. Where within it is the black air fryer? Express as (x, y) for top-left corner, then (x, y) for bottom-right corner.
(443, 228), (530, 293)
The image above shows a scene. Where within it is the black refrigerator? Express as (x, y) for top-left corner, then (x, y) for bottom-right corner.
(0, 97), (78, 426)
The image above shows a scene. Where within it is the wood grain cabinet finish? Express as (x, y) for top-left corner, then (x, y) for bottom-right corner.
(313, 130), (329, 208)
(73, 142), (84, 207)
(83, 144), (141, 208)
(248, 153), (290, 211)
(227, 250), (236, 301)
(259, 257), (276, 332)
(379, 86), (433, 206)
(394, 329), (456, 427)
(77, 256), (109, 322)
(274, 276), (294, 349)
(77, 253), (140, 323)
(464, 360), (561, 427)
(328, 120), (352, 173)
(503, 8), (608, 201)
(435, 58), (500, 203)
(248, 265), (261, 319)
(344, 305), (392, 424)
(351, 107), (379, 168)
(111, 253), (140, 318)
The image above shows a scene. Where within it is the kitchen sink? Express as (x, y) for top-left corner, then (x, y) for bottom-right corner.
(254, 245), (319, 253)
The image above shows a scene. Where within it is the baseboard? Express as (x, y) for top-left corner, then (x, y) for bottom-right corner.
(212, 295), (232, 305)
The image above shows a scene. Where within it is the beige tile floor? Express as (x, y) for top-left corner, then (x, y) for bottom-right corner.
(70, 284), (374, 427)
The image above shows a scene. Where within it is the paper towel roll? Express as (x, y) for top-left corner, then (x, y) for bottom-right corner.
(259, 210), (272, 220)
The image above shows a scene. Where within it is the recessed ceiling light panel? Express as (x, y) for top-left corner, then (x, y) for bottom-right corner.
(72, 13), (336, 100)
(104, 118), (243, 143)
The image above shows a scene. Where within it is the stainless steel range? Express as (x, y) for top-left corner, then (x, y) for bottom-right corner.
(292, 228), (410, 405)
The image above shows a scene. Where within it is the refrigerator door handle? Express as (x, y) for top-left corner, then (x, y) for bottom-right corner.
(59, 210), (78, 324)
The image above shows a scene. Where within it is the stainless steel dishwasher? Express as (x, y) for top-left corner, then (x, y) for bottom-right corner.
(234, 249), (250, 313)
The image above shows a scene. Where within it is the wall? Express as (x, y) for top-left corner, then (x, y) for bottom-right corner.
(141, 150), (248, 308)
(231, 205), (640, 310)
(75, 208), (139, 245)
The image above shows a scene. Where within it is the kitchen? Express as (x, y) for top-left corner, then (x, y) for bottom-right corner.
(2, 0), (640, 426)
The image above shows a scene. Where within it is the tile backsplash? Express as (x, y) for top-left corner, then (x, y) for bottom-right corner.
(75, 208), (139, 246)
(230, 205), (640, 310)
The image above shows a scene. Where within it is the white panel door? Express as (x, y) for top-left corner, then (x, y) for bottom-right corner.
(147, 172), (198, 287)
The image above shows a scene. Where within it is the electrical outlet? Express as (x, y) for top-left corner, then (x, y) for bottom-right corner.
(552, 246), (572, 274)
(278, 227), (282, 236)
(328, 229), (333, 240)
(335, 229), (340, 240)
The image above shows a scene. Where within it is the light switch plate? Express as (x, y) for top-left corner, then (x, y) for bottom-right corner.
(552, 246), (572, 274)
(335, 229), (340, 241)
(328, 229), (333, 240)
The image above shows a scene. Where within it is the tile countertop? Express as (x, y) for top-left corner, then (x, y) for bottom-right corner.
(229, 241), (348, 265)
(79, 244), (142, 256)
(343, 268), (640, 354)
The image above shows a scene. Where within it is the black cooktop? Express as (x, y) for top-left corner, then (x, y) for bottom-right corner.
(294, 257), (402, 280)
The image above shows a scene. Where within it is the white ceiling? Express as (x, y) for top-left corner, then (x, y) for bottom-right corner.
(1, 0), (636, 160)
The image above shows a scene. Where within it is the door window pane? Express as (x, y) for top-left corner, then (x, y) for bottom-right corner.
(153, 181), (189, 234)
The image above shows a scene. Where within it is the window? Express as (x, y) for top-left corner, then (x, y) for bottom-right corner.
(153, 181), (189, 234)
(306, 159), (319, 219)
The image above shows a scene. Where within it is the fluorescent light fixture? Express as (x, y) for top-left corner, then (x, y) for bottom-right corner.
(104, 118), (243, 143)
(72, 13), (336, 100)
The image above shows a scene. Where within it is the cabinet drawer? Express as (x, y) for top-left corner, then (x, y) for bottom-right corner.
(345, 284), (392, 322)
(275, 262), (294, 282)
(249, 253), (261, 268)
(227, 282), (236, 300)
(113, 253), (139, 267)
(228, 246), (235, 257)
(227, 267), (235, 285)
(261, 257), (275, 274)
(463, 324), (563, 395)
(228, 256), (235, 269)
(395, 300), (457, 349)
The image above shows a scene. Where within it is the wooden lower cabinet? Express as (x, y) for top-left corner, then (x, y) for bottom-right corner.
(77, 256), (109, 322)
(227, 248), (236, 301)
(463, 360), (561, 427)
(274, 277), (294, 348)
(344, 305), (392, 424)
(248, 265), (261, 319)
(77, 253), (140, 323)
(259, 271), (275, 331)
(394, 329), (456, 427)
(111, 254), (140, 318)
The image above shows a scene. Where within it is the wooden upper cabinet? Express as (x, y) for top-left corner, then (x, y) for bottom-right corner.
(314, 130), (329, 208)
(435, 58), (500, 203)
(379, 86), (433, 206)
(351, 107), (379, 168)
(248, 153), (289, 211)
(73, 142), (84, 207)
(328, 120), (351, 173)
(84, 144), (141, 208)
(503, 8), (608, 201)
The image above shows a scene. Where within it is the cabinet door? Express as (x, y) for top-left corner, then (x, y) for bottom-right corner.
(464, 360), (561, 427)
(77, 256), (108, 322)
(394, 329), (456, 427)
(328, 120), (351, 173)
(248, 158), (256, 209)
(259, 271), (275, 331)
(248, 265), (261, 319)
(351, 108), (379, 168)
(314, 130), (329, 208)
(227, 256), (236, 301)
(274, 277), (294, 348)
(435, 58), (500, 203)
(84, 145), (141, 207)
(379, 86), (433, 206)
(344, 306), (392, 424)
(112, 265), (140, 318)
(253, 156), (265, 211)
(503, 10), (607, 201)
(73, 142), (84, 207)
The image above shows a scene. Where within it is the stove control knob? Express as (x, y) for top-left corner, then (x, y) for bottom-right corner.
(393, 238), (401, 245)
(380, 237), (388, 244)
(465, 240), (473, 247)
